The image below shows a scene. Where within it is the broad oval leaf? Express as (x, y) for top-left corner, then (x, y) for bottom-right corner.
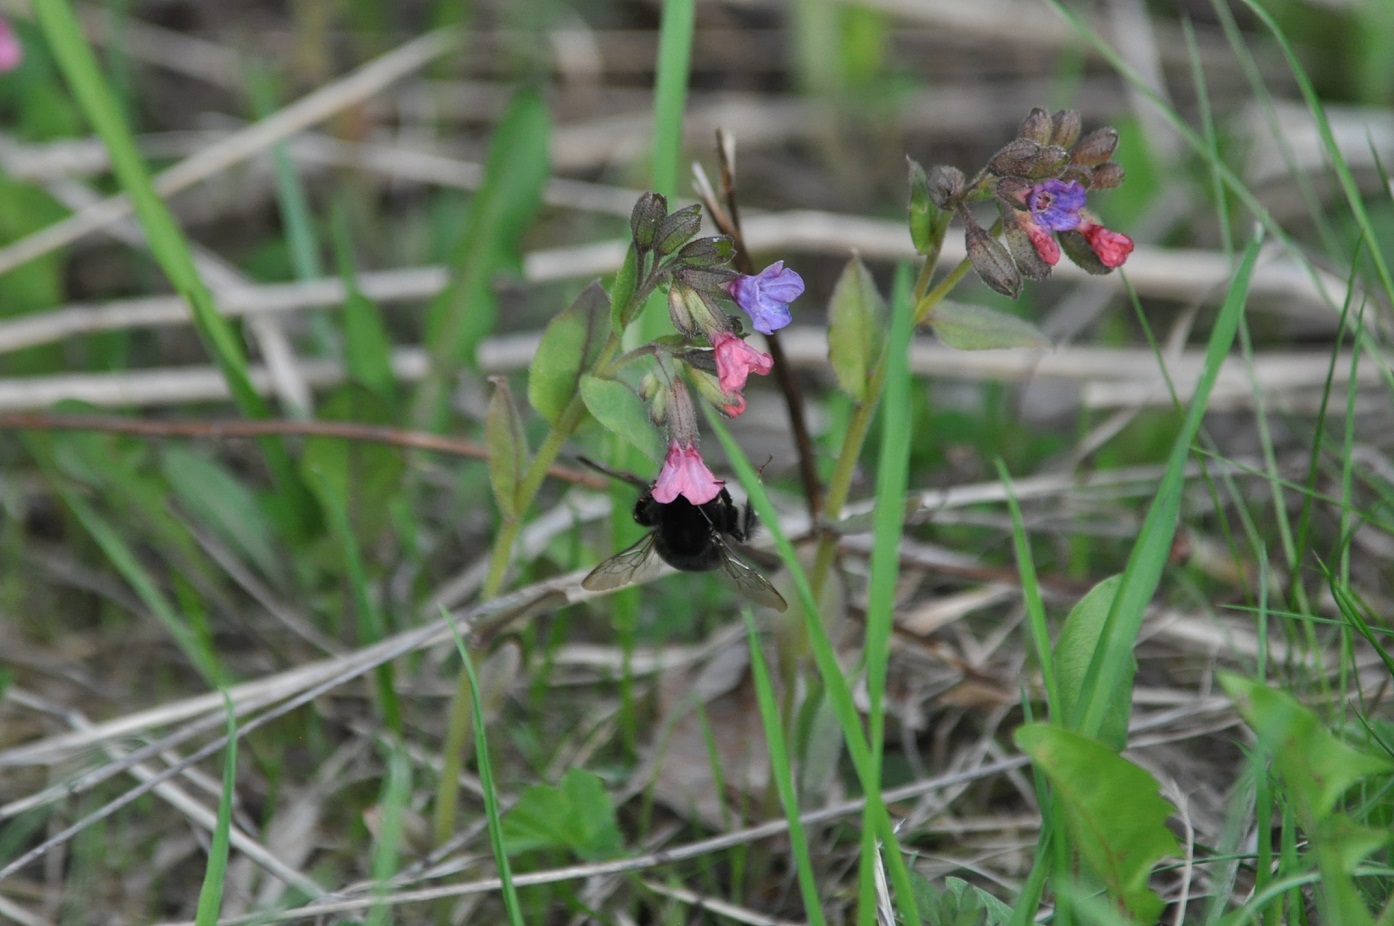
(1054, 574), (1132, 749)
(580, 374), (664, 464)
(528, 281), (610, 424)
(827, 255), (885, 402)
(924, 300), (1049, 351)
(1015, 723), (1179, 925)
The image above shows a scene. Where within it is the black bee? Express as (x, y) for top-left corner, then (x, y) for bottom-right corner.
(580, 461), (788, 612)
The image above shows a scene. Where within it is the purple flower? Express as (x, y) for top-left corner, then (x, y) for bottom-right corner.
(724, 261), (804, 335)
(1026, 179), (1086, 232)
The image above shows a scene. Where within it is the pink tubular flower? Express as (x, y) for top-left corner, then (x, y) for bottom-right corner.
(652, 440), (723, 505)
(1019, 212), (1061, 266)
(0, 19), (21, 73)
(725, 261), (804, 335)
(1078, 217), (1134, 268)
(711, 331), (773, 395)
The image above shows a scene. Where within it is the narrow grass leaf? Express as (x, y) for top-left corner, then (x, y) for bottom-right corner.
(160, 446), (284, 586)
(446, 618), (524, 926)
(416, 90), (549, 429)
(1075, 235), (1260, 739)
(744, 612), (827, 926)
(1015, 723), (1180, 924)
(32, 0), (313, 530)
(366, 746), (412, 926)
(193, 693), (237, 926)
(648, 0), (695, 197)
(998, 463), (1059, 725)
(55, 482), (225, 687)
(858, 264), (914, 924)
(333, 204), (398, 404)
(704, 410), (922, 926)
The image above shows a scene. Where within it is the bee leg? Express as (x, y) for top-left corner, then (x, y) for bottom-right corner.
(737, 497), (760, 542)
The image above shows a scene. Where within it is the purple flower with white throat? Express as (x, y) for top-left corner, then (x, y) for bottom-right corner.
(1026, 178), (1086, 232)
(725, 261), (804, 335)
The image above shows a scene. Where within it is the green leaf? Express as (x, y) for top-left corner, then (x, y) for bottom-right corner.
(1054, 574), (1132, 748)
(300, 387), (406, 542)
(193, 695), (237, 926)
(580, 375), (664, 464)
(160, 446), (284, 585)
(906, 158), (935, 256)
(827, 255), (886, 402)
(333, 207), (397, 404)
(423, 89), (550, 370)
(500, 768), (623, 860)
(609, 246), (640, 333)
(924, 300), (1048, 351)
(911, 872), (1012, 926)
(1220, 674), (1393, 821)
(1015, 723), (1179, 924)
(528, 281), (610, 425)
(484, 377), (528, 519)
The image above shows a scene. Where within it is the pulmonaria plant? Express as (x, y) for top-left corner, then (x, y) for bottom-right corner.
(916, 107), (1134, 298)
(603, 192), (804, 504)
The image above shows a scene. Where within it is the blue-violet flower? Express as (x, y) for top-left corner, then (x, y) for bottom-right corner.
(724, 261), (804, 335)
(1026, 179), (1086, 232)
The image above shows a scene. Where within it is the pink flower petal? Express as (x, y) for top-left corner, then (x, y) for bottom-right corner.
(712, 332), (773, 395)
(1081, 220), (1134, 268)
(652, 441), (722, 505)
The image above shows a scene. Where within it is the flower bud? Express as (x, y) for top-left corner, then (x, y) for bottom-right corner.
(962, 210), (1021, 298)
(926, 164), (966, 209)
(1071, 128), (1119, 167)
(675, 265), (739, 295)
(987, 139), (1040, 177)
(654, 203), (703, 257)
(630, 192), (667, 251)
(675, 235), (734, 268)
(1048, 109), (1082, 149)
(1018, 107), (1052, 144)
(1089, 162), (1125, 190)
(1023, 144), (1070, 179)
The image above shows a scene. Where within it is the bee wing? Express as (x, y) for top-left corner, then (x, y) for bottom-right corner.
(581, 532), (665, 592)
(715, 542), (788, 612)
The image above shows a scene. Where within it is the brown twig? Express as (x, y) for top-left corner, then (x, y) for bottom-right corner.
(702, 129), (824, 520)
(0, 412), (608, 490)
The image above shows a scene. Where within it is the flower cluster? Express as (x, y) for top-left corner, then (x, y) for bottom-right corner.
(621, 193), (804, 504)
(918, 108), (1133, 297)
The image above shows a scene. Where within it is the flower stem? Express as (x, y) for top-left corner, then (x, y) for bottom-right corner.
(431, 333), (620, 850)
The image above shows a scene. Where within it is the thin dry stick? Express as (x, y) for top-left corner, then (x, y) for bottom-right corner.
(0, 412), (605, 489)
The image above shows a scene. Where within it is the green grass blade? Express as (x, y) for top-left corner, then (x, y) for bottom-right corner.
(193, 693), (237, 926)
(446, 612), (524, 926)
(856, 264), (914, 925)
(32, 0), (314, 530)
(1075, 236), (1260, 739)
(704, 412), (921, 926)
(744, 612), (827, 926)
(366, 745), (413, 926)
(413, 89), (550, 431)
(649, 0), (695, 199)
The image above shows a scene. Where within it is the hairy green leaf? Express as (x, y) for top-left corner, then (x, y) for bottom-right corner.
(1016, 723), (1179, 924)
(528, 281), (610, 424)
(484, 377), (528, 519)
(827, 255), (886, 402)
(924, 301), (1049, 351)
(580, 375), (664, 464)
